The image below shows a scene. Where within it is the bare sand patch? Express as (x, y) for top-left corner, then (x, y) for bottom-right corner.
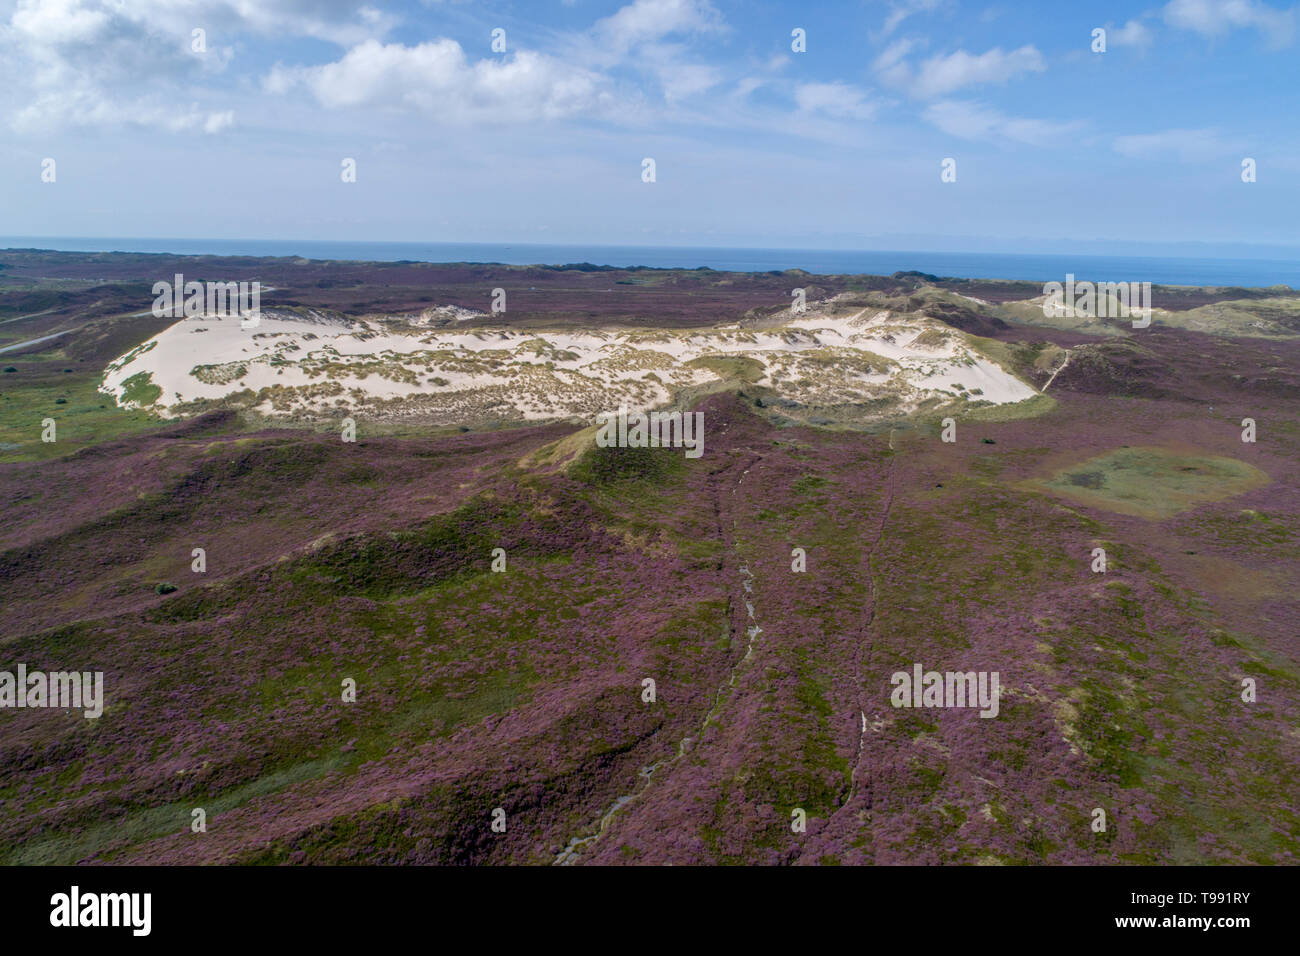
(101, 304), (1038, 426)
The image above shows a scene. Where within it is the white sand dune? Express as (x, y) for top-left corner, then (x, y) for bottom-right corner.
(100, 302), (1037, 424)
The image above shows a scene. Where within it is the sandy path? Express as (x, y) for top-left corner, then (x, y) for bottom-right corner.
(1042, 350), (1071, 391)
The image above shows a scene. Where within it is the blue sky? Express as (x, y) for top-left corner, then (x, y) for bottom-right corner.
(2, 0), (1298, 254)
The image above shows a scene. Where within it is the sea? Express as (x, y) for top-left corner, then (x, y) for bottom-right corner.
(3, 237), (1299, 289)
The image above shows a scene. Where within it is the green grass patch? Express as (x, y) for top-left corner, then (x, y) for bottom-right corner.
(1031, 446), (1269, 519)
(0, 355), (168, 462)
(119, 370), (162, 407)
(570, 441), (687, 486)
(686, 354), (766, 383)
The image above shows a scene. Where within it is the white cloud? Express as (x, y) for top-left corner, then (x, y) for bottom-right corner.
(590, 0), (725, 60)
(576, 0), (727, 103)
(877, 42), (1046, 98)
(795, 82), (878, 121)
(0, 0), (730, 132)
(873, 37), (922, 88)
(881, 0), (943, 36)
(122, 0), (398, 47)
(1164, 0), (1296, 44)
(11, 0), (109, 44)
(1113, 127), (1240, 161)
(653, 56), (723, 102)
(1110, 19), (1155, 46)
(1, 0), (245, 133)
(12, 0), (396, 48)
(730, 52), (790, 101)
(12, 91), (235, 134)
(265, 39), (612, 122)
(913, 45), (1045, 97)
(203, 109), (236, 133)
(923, 100), (1082, 146)
(0, 0), (400, 133)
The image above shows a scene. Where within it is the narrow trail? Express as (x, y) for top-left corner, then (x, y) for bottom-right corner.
(552, 765), (657, 865)
(0, 329), (73, 354)
(781, 433), (898, 868)
(0, 306), (58, 325)
(1041, 349), (1071, 392)
(829, 437), (899, 822)
(553, 447), (766, 865)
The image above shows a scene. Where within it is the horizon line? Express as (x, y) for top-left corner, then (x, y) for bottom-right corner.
(6, 235), (1300, 267)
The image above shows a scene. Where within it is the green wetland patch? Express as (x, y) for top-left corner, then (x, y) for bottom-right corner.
(1029, 446), (1269, 519)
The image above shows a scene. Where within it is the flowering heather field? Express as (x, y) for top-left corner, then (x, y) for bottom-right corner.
(1, 256), (1297, 865)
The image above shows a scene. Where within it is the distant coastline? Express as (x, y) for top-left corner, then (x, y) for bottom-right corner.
(3, 237), (1299, 289)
